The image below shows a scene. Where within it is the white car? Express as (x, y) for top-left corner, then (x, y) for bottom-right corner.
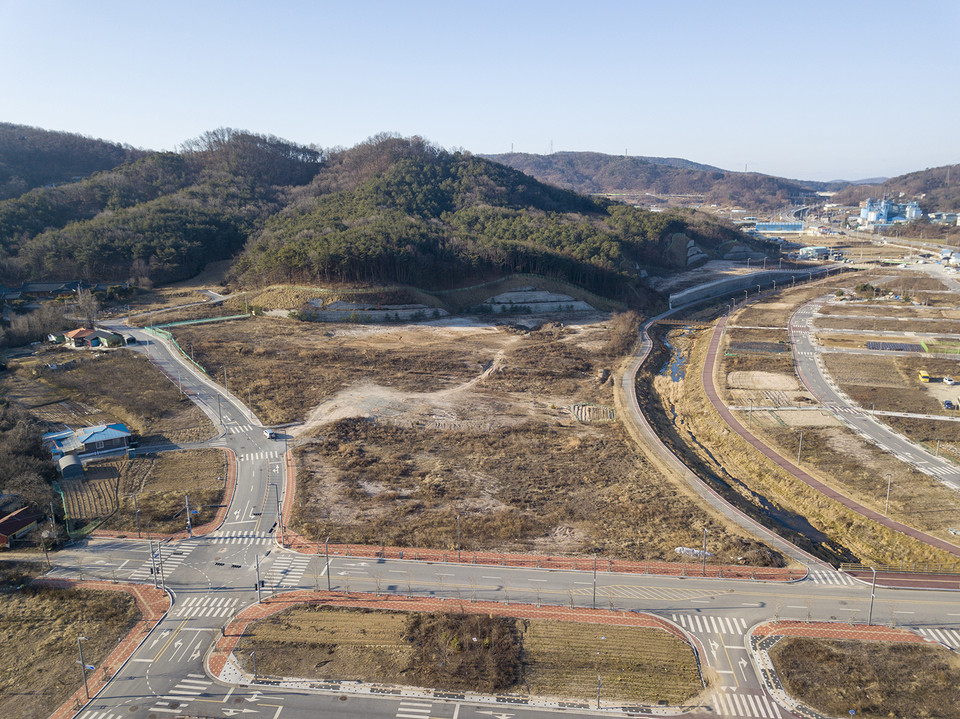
(945, 377), (956, 385)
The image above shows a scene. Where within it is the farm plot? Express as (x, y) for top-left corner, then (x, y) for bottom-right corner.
(817, 303), (960, 320)
(816, 316), (960, 334)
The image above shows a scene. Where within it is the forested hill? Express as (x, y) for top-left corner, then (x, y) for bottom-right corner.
(483, 151), (831, 211)
(0, 129), (322, 285)
(830, 163), (960, 212)
(232, 137), (753, 303)
(0, 129), (757, 305)
(0, 122), (145, 200)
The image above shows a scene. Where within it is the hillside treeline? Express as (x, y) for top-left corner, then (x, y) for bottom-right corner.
(0, 122), (145, 201)
(483, 152), (830, 211)
(232, 137), (747, 300)
(0, 129), (752, 304)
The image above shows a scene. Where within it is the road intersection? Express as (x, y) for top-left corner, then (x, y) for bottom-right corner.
(40, 311), (960, 719)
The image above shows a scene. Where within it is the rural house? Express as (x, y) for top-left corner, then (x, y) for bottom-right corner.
(43, 423), (132, 460)
(0, 507), (43, 548)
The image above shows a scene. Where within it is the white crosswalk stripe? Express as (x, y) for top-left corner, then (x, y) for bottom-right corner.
(395, 701), (433, 719)
(266, 553), (314, 588)
(671, 614), (747, 635)
(917, 626), (960, 649)
(79, 712), (125, 719)
(152, 674), (211, 711)
(129, 544), (195, 580)
(807, 569), (858, 585)
(207, 530), (273, 545)
(226, 424), (254, 434)
(238, 450), (281, 462)
(714, 689), (782, 718)
(173, 594), (240, 618)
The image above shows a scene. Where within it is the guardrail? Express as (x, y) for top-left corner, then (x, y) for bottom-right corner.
(840, 562), (960, 575)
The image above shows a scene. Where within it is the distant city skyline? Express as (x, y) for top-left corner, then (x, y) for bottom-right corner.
(1, 0), (957, 181)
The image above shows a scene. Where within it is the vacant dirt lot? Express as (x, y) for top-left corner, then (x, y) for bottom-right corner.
(1, 349), (214, 444)
(236, 605), (701, 704)
(817, 303), (960, 320)
(817, 315), (960, 333)
(770, 637), (960, 719)
(0, 582), (141, 719)
(89, 450), (226, 534)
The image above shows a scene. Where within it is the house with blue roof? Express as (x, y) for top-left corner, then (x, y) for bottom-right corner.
(42, 423), (132, 460)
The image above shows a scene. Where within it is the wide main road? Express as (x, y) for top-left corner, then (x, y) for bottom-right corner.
(45, 318), (960, 719)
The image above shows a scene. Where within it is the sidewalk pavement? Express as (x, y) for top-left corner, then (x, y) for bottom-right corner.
(36, 579), (170, 719)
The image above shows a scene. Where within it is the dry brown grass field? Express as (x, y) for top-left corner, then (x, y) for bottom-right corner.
(817, 303), (960, 319)
(0, 573), (141, 719)
(236, 605), (702, 705)
(1, 349), (214, 444)
(769, 637), (960, 719)
(816, 315), (960, 333)
(89, 449), (226, 534)
(175, 313), (775, 563)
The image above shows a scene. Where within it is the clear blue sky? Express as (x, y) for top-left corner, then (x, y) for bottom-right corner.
(2, 0), (957, 181)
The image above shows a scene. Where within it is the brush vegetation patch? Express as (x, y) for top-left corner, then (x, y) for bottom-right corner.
(0, 583), (141, 719)
(769, 637), (960, 719)
(236, 605), (701, 704)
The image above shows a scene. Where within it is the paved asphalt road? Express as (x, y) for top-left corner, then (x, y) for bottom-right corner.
(788, 299), (960, 491)
(42, 316), (960, 719)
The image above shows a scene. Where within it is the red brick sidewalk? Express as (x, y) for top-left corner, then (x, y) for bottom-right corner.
(754, 620), (931, 643)
(279, 449), (804, 582)
(92, 447), (237, 541)
(35, 579), (171, 719)
(209, 590), (696, 679)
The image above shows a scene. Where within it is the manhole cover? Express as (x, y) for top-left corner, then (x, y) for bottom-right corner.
(339, 695), (348, 702)
(128, 707), (138, 713)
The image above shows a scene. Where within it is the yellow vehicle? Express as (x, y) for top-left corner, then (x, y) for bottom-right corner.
(919, 370), (930, 382)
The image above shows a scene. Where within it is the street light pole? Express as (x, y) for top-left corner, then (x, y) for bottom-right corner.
(884, 473), (893, 515)
(255, 554), (262, 603)
(134, 493), (141, 538)
(593, 552), (597, 610)
(457, 514), (461, 563)
(77, 636), (90, 699)
(149, 540), (158, 589)
(325, 536), (331, 592)
(702, 528), (708, 577)
(273, 483), (284, 546)
(797, 430), (803, 464)
(185, 494), (192, 538)
(868, 567), (878, 625)
(250, 650), (257, 681)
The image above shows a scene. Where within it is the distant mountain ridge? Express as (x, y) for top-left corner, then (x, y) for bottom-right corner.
(830, 163), (960, 212)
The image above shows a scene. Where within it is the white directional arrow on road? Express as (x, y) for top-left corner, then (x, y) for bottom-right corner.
(222, 710), (259, 716)
(709, 639), (720, 659)
(475, 711), (515, 718)
(247, 691), (283, 702)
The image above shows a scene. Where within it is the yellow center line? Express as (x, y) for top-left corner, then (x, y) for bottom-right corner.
(151, 618), (188, 662)
(719, 632), (739, 688)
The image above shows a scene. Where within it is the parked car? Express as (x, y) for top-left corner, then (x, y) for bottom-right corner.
(945, 377), (956, 385)
(263, 428), (277, 439)
(944, 400), (954, 410)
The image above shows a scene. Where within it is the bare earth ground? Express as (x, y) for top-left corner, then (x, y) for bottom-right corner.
(1, 349), (215, 444)
(89, 450), (226, 534)
(174, 315), (775, 564)
(769, 637), (960, 719)
(0, 567), (141, 719)
(235, 605), (701, 705)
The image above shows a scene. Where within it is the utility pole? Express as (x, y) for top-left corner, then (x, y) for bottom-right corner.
(325, 536), (331, 591)
(77, 636), (90, 699)
(884, 473), (893, 515)
(185, 494), (192, 537)
(149, 540), (158, 589)
(217, 394), (223, 426)
(255, 554), (262, 603)
(274, 483), (284, 546)
(797, 431), (804, 464)
(868, 567), (878, 625)
(597, 675), (602, 709)
(134, 494), (141, 538)
(157, 541), (165, 589)
(593, 552), (597, 610)
(250, 651), (257, 681)
(457, 514), (461, 563)
(936, 439), (941, 457)
(702, 528), (708, 577)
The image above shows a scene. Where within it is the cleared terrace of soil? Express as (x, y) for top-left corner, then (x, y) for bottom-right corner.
(769, 637), (960, 719)
(0, 569), (141, 719)
(235, 605), (702, 705)
(174, 314), (777, 564)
